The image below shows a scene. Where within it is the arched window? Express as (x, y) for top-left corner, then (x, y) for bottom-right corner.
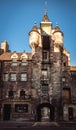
(20, 89), (25, 99)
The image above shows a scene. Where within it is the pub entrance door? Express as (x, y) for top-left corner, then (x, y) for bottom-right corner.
(3, 104), (11, 120)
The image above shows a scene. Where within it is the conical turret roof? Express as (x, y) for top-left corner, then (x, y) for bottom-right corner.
(29, 23), (39, 34)
(31, 23), (38, 32)
(54, 24), (63, 35)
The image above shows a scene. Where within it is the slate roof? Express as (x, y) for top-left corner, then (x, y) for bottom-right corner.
(0, 52), (32, 61)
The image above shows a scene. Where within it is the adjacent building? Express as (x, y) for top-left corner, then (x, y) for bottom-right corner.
(0, 13), (76, 122)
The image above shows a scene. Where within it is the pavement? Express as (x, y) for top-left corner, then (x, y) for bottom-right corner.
(58, 121), (76, 128)
(0, 121), (76, 128)
(0, 121), (34, 128)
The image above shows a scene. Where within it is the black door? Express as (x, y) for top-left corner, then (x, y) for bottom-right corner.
(3, 104), (11, 120)
(68, 107), (73, 120)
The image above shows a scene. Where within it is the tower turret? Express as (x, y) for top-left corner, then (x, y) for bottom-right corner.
(1, 40), (9, 52)
(29, 23), (41, 54)
(52, 24), (63, 47)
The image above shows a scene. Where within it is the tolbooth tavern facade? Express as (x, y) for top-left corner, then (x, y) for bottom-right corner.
(0, 13), (76, 122)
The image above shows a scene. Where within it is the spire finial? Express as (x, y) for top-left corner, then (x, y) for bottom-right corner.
(44, 1), (47, 15)
(56, 21), (58, 26)
(34, 21), (37, 26)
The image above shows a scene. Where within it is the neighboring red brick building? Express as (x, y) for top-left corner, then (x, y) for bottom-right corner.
(0, 13), (76, 122)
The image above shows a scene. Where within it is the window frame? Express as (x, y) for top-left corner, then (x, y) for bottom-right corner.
(3, 73), (9, 81)
(10, 73), (16, 81)
(42, 69), (48, 79)
(15, 104), (28, 113)
(11, 59), (18, 66)
(42, 51), (47, 60)
(21, 60), (28, 66)
(8, 90), (14, 99)
(20, 90), (25, 99)
(20, 73), (27, 81)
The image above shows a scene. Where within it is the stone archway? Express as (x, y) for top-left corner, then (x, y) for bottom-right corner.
(37, 103), (54, 122)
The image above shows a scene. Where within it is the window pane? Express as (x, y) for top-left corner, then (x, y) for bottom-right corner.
(3, 73), (9, 81)
(12, 62), (17, 66)
(10, 74), (16, 81)
(8, 90), (14, 99)
(42, 70), (47, 78)
(41, 84), (48, 95)
(15, 104), (28, 113)
(20, 90), (25, 99)
(21, 73), (27, 81)
(21, 60), (28, 66)
(11, 59), (18, 66)
(62, 88), (70, 102)
(43, 52), (47, 60)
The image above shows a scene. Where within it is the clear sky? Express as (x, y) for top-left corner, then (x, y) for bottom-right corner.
(0, 0), (76, 66)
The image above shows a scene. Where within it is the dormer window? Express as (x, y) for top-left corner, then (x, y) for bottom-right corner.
(20, 52), (28, 66)
(21, 53), (28, 59)
(11, 52), (18, 66)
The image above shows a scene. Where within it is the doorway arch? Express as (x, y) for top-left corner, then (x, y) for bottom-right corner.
(37, 103), (54, 121)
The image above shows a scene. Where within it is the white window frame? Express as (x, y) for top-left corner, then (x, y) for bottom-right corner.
(21, 60), (28, 66)
(21, 73), (27, 81)
(11, 59), (18, 66)
(42, 70), (48, 79)
(3, 73), (9, 81)
(10, 73), (16, 81)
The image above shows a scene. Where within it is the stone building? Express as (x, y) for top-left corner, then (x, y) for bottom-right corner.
(0, 13), (76, 122)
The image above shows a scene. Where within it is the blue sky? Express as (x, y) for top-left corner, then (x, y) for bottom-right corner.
(0, 0), (76, 66)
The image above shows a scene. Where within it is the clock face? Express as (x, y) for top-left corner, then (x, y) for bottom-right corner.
(41, 25), (51, 35)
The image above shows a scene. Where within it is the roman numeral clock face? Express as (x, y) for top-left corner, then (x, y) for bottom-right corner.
(41, 25), (51, 35)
